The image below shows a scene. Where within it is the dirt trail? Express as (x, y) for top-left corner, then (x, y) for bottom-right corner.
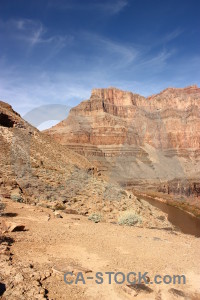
(1, 200), (200, 300)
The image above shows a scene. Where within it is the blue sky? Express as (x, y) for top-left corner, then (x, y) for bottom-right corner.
(0, 0), (200, 120)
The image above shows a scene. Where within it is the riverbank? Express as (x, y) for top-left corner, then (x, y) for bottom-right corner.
(133, 190), (200, 219)
(132, 190), (200, 237)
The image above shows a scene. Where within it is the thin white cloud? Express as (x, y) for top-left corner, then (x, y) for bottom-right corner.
(80, 28), (181, 71)
(163, 28), (183, 43)
(82, 32), (138, 68)
(139, 49), (175, 70)
(146, 28), (183, 51)
(28, 22), (46, 46)
(16, 19), (73, 49)
(48, 0), (128, 15)
(96, 0), (128, 14)
(0, 18), (73, 50)
(15, 19), (26, 30)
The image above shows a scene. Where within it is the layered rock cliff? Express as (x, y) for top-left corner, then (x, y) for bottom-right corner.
(45, 85), (200, 186)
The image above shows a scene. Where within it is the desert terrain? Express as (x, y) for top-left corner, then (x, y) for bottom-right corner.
(1, 198), (200, 300)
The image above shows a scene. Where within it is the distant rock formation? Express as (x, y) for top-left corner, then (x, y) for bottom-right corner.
(45, 85), (200, 186)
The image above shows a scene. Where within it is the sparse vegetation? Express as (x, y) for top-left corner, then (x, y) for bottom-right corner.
(0, 200), (6, 216)
(11, 194), (23, 203)
(120, 190), (128, 196)
(54, 203), (66, 210)
(118, 210), (142, 226)
(88, 213), (102, 223)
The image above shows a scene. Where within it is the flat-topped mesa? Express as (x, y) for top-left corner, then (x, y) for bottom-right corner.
(69, 87), (147, 118)
(91, 87), (141, 106)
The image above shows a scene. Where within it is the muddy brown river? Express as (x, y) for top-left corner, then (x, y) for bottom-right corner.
(142, 197), (200, 237)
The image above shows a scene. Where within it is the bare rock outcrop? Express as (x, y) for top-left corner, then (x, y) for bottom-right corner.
(45, 86), (200, 186)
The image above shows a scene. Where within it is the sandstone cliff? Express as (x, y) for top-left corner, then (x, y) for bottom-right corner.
(45, 85), (200, 186)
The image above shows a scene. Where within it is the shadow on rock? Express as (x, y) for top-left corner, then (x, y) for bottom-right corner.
(0, 235), (14, 246)
(0, 282), (6, 296)
(1, 212), (18, 218)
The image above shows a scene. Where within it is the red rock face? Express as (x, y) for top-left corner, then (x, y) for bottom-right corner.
(45, 86), (200, 183)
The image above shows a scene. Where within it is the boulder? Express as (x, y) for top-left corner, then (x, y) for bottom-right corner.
(54, 211), (63, 218)
(3, 220), (25, 232)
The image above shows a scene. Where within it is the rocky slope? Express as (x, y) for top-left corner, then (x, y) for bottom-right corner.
(0, 100), (171, 229)
(45, 85), (200, 189)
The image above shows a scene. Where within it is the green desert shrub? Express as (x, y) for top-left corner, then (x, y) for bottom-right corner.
(0, 200), (6, 216)
(118, 210), (142, 226)
(11, 194), (23, 203)
(54, 203), (66, 210)
(120, 190), (128, 196)
(88, 213), (102, 223)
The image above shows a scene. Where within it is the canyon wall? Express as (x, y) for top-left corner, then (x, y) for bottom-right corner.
(45, 85), (200, 186)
